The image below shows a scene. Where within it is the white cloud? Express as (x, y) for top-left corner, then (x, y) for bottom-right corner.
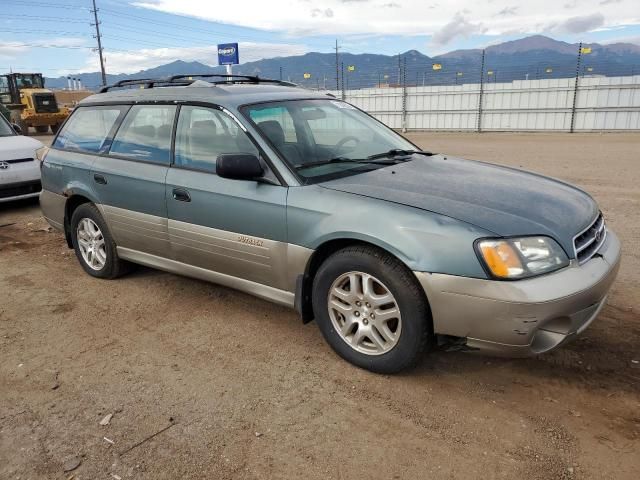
(431, 13), (485, 45)
(43, 37), (88, 47)
(131, 0), (640, 41)
(67, 42), (308, 74)
(0, 42), (30, 59)
(555, 13), (605, 33)
(0, 37), (86, 61)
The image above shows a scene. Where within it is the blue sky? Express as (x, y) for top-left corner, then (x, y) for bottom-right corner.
(1, 0), (639, 76)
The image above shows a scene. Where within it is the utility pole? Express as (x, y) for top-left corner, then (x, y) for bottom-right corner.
(335, 39), (340, 91)
(91, 0), (107, 86)
(279, 66), (283, 80)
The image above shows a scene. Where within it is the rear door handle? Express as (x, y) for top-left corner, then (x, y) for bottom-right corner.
(172, 188), (191, 202)
(93, 174), (107, 185)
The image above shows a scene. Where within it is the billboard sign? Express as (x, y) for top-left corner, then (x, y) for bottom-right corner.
(218, 43), (239, 65)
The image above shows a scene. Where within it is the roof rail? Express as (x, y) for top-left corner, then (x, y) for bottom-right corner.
(98, 78), (194, 93)
(98, 74), (299, 93)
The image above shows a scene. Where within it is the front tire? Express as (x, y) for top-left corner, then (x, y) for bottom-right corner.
(70, 203), (128, 279)
(312, 246), (432, 373)
(10, 112), (28, 135)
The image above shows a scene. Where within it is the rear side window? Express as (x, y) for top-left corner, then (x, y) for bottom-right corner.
(53, 106), (127, 153)
(109, 105), (176, 164)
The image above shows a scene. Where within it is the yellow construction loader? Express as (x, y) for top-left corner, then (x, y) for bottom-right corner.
(0, 73), (70, 134)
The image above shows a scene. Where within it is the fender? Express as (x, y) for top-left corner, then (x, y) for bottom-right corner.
(287, 185), (493, 279)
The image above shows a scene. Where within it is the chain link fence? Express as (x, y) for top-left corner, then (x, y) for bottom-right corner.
(277, 48), (640, 132)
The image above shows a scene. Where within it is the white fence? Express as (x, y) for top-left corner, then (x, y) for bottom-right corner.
(330, 75), (640, 132)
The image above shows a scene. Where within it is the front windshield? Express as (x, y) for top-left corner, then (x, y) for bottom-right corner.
(14, 74), (44, 89)
(243, 99), (417, 182)
(0, 114), (14, 137)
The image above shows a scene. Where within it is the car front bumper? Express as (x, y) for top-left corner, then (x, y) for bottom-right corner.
(415, 229), (621, 357)
(0, 180), (42, 204)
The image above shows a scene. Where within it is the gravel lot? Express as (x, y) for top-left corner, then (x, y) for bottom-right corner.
(1, 132), (638, 479)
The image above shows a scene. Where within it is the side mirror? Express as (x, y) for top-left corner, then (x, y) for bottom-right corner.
(216, 153), (264, 180)
(11, 123), (22, 135)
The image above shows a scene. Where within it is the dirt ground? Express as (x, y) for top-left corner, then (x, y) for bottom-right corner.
(1, 132), (638, 480)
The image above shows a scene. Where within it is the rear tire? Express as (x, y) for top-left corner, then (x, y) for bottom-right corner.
(312, 245), (432, 374)
(35, 125), (49, 133)
(50, 123), (61, 134)
(70, 203), (128, 279)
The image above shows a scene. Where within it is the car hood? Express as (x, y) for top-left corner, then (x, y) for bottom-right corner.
(318, 154), (598, 256)
(0, 135), (43, 161)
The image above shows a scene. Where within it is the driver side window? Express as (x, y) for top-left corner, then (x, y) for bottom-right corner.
(174, 106), (259, 173)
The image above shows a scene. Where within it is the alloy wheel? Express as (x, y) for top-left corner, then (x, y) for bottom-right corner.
(327, 271), (402, 355)
(76, 218), (107, 271)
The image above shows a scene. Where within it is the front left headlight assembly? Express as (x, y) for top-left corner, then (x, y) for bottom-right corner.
(476, 236), (569, 280)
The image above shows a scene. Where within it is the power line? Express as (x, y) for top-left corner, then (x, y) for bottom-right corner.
(2, 14), (87, 23)
(2, 0), (88, 9)
(0, 42), (94, 50)
(105, 22), (240, 46)
(99, 7), (276, 43)
(1, 28), (90, 36)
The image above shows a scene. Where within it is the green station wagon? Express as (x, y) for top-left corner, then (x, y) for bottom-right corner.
(39, 75), (621, 373)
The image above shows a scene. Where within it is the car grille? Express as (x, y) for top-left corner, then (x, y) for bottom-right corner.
(573, 212), (606, 264)
(0, 180), (42, 199)
(33, 93), (59, 113)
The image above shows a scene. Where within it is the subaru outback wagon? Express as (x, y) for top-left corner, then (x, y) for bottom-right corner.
(39, 75), (621, 373)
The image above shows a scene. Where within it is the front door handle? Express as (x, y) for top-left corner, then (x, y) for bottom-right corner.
(172, 188), (191, 202)
(93, 174), (107, 185)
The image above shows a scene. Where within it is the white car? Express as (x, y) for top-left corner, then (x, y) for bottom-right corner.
(0, 115), (44, 203)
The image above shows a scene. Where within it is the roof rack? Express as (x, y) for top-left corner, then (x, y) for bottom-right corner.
(99, 74), (299, 93)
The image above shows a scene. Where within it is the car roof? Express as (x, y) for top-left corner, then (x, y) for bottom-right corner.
(80, 83), (335, 109)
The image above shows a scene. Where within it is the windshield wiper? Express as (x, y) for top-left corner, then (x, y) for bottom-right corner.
(295, 149), (435, 171)
(366, 149), (433, 161)
(295, 156), (396, 171)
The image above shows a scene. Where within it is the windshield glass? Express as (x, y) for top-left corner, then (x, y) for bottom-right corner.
(0, 114), (14, 137)
(14, 74), (44, 89)
(243, 99), (416, 183)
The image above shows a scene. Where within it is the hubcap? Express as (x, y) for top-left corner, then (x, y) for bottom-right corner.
(328, 271), (402, 355)
(76, 218), (107, 271)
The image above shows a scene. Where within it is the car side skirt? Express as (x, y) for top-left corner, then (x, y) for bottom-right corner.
(117, 247), (296, 308)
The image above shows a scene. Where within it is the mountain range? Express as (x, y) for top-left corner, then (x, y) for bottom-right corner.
(44, 35), (640, 90)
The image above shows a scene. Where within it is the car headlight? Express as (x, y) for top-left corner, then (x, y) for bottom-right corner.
(476, 236), (569, 280)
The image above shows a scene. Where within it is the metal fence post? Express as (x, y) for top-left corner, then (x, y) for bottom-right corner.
(477, 49), (485, 133)
(570, 42), (583, 133)
(401, 57), (407, 132)
(341, 62), (345, 100)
